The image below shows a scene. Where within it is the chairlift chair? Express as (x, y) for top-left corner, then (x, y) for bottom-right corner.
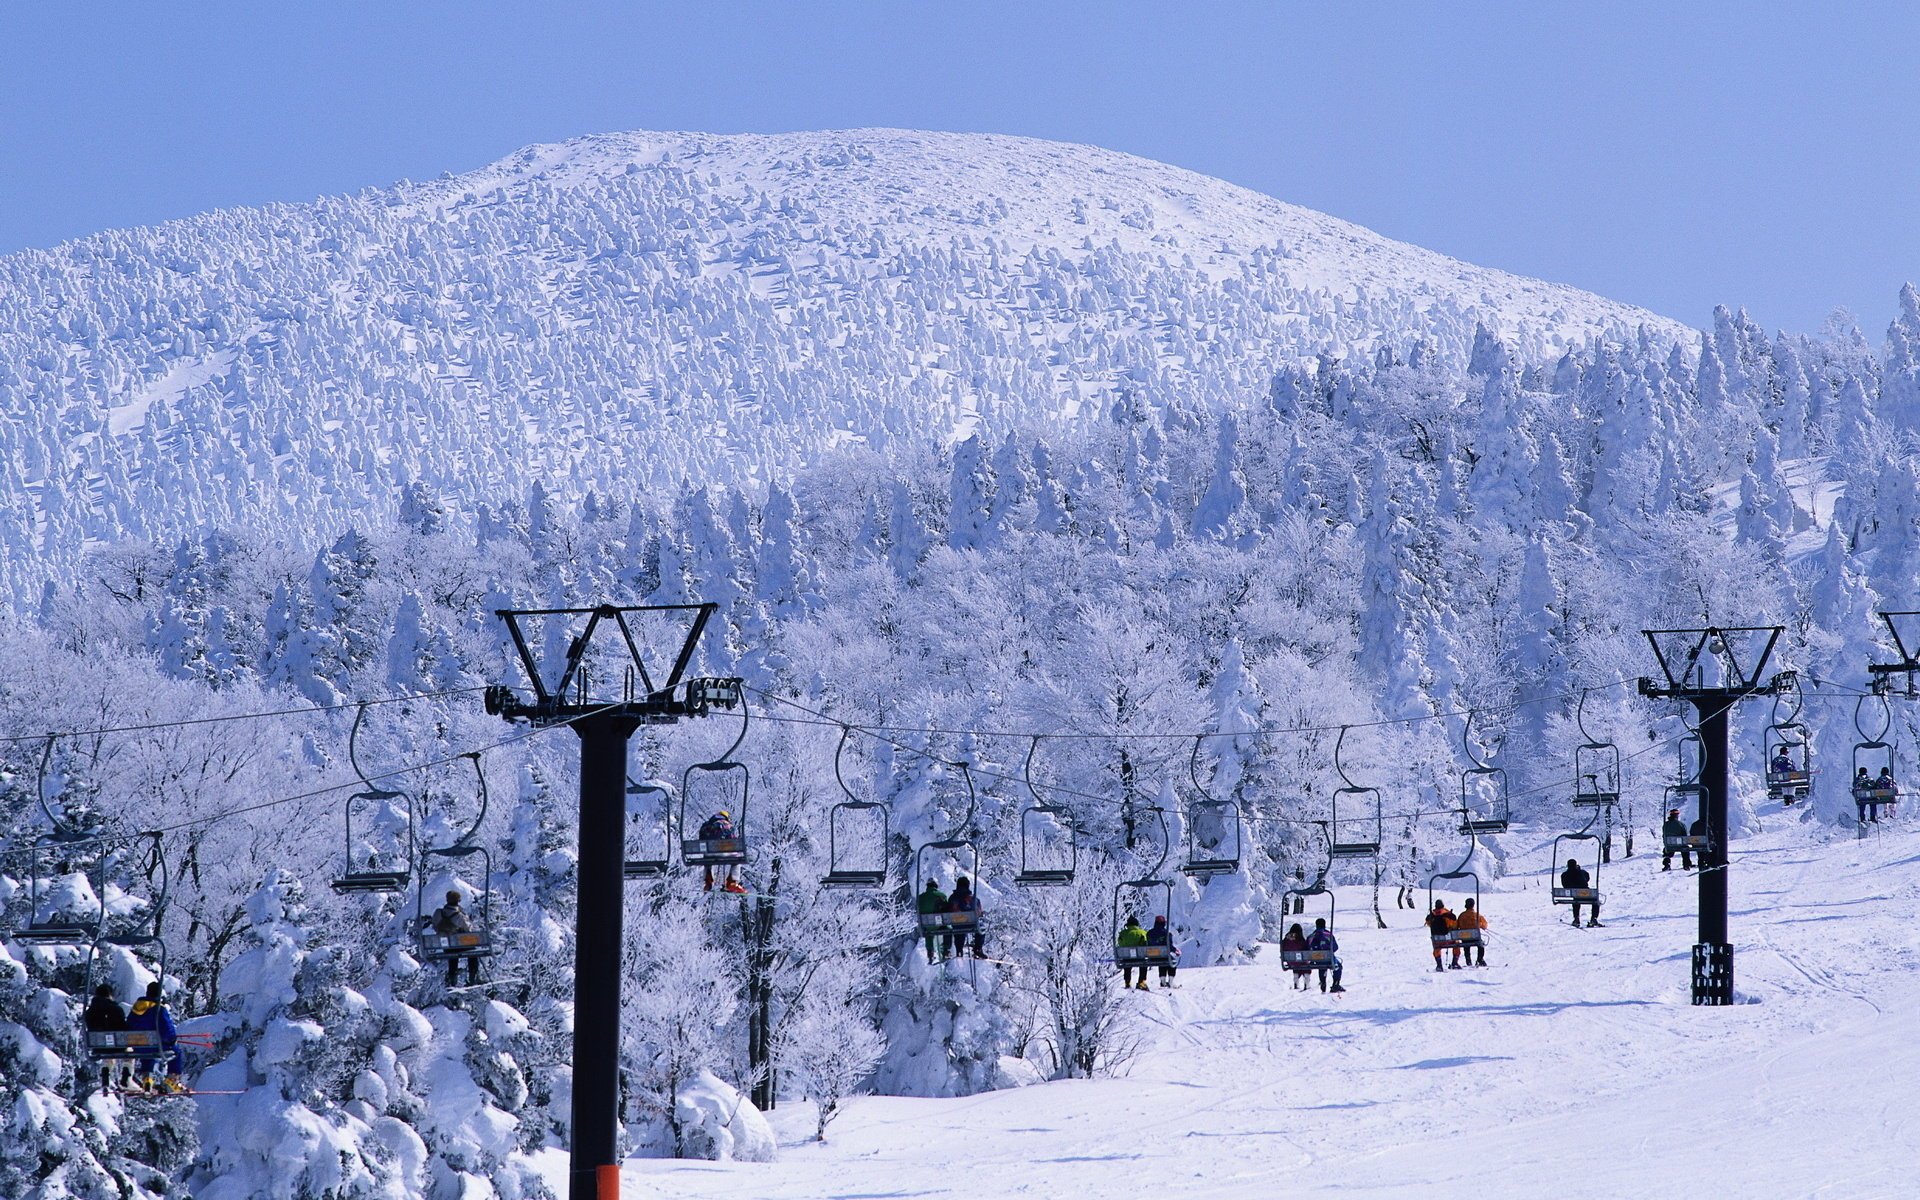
(680, 686), (750, 870)
(1458, 766), (1511, 835)
(1661, 783), (1709, 857)
(1330, 786), (1383, 858)
(821, 728), (890, 888)
(1764, 726), (1812, 804)
(912, 838), (984, 944)
(1014, 737), (1077, 886)
(1851, 741), (1897, 807)
(1572, 743), (1621, 807)
(1549, 831), (1603, 909)
(1181, 737), (1244, 877)
(1280, 878), (1337, 973)
(1112, 877), (1175, 970)
(414, 844), (496, 964)
(1428, 836), (1485, 955)
(332, 707), (416, 894)
(623, 779), (673, 879)
(11, 834), (106, 945)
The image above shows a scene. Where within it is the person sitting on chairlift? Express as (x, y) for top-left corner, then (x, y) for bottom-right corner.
(1771, 750), (1794, 777)
(1878, 766), (1899, 818)
(1116, 914), (1150, 990)
(944, 876), (984, 960)
(917, 879), (948, 962)
(83, 983), (131, 1091)
(698, 810), (745, 893)
(1307, 917), (1344, 993)
(433, 890), (482, 987)
(1661, 808), (1692, 871)
(1456, 898), (1488, 967)
(1561, 858), (1600, 928)
(126, 982), (184, 1093)
(1281, 922), (1311, 990)
(1853, 768), (1878, 823)
(1426, 901), (1457, 972)
(1147, 914), (1178, 988)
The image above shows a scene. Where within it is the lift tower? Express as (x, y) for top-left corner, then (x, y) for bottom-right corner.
(487, 602), (738, 1200)
(1638, 626), (1785, 1006)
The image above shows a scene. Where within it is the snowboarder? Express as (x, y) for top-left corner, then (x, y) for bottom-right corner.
(944, 876), (984, 960)
(1281, 922), (1312, 989)
(432, 890), (482, 987)
(1307, 917), (1344, 993)
(1147, 914), (1178, 988)
(1426, 901), (1458, 971)
(1662, 808), (1692, 871)
(1561, 857), (1600, 927)
(83, 983), (130, 1091)
(1116, 914), (1150, 989)
(917, 879), (948, 962)
(126, 981), (183, 1093)
(698, 810), (743, 892)
(1456, 898), (1489, 967)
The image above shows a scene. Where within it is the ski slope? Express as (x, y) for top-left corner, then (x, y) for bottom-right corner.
(620, 810), (1920, 1198)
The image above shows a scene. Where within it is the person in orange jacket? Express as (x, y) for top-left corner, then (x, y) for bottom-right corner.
(1425, 901), (1457, 972)
(1455, 898), (1489, 967)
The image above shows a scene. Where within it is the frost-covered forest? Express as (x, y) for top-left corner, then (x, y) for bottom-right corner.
(4, 130), (1920, 1197)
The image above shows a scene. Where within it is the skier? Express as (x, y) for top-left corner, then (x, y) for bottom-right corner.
(1426, 900), (1458, 971)
(1146, 914), (1178, 988)
(1662, 808), (1692, 871)
(1116, 914), (1150, 990)
(698, 810), (744, 892)
(432, 890), (482, 987)
(126, 982), (184, 1093)
(1307, 917), (1344, 993)
(1281, 922), (1312, 989)
(1878, 766), (1899, 818)
(916, 879), (948, 962)
(1560, 857), (1600, 927)
(82, 983), (130, 1091)
(944, 876), (984, 960)
(1770, 749), (1794, 777)
(1456, 898), (1489, 966)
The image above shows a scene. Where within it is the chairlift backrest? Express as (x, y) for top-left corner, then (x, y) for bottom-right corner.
(624, 780), (672, 879)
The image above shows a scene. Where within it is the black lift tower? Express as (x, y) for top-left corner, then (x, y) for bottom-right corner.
(487, 602), (739, 1200)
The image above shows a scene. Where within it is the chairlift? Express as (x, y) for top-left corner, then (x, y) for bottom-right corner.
(1571, 689), (1622, 807)
(331, 704), (416, 894)
(624, 778), (672, 879)
(1181, 736), (1244, 877)
(1661, 783), (1709, 858)
(911, 763), (985, 949)
(1850, 693), (1898, 822)
(1112, 877), (1175, 971)
(1330, 726), (1383, 858)
(413, 754), (496, 971)
(12, 737), (109, 944)
(1427, 836), (1486, 956)
(1550, 825), (1603, 913)
(1763, 680), (1812, 805)
(821, 726), (889, 889)
(1281, 847), (1337, 975)
(1457, 712), (1510, 835)
(680, 682), (750, 870)
(1014, 737), (1077, 886)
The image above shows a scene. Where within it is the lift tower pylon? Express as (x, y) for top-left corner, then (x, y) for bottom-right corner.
(486, 602), (738, 1200)
(1638, 625), (1785, 1006)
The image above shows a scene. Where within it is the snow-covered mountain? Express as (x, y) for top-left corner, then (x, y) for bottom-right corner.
(0, 129), (1689, 605)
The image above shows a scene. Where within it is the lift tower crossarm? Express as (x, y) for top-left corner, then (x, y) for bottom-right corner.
(1637, 625), (1786, 1006)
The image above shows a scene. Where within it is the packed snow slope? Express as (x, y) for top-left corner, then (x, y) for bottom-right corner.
(0, 128), (1691, 604)
(627, 808), (1920, 1199)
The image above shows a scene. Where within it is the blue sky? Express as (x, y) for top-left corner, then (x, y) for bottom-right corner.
(3, 3), (1915, 336)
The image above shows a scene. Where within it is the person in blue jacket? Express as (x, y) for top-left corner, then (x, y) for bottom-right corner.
(125, 981), (184, 1092)
(1306, 917), (1344, 993)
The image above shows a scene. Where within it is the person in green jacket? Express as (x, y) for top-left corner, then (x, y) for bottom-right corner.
(1116, 914), (1150, 990)
(918, 880), (949, 962)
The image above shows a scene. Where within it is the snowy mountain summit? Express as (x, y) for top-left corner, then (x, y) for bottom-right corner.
(0, 128), (1688, 602)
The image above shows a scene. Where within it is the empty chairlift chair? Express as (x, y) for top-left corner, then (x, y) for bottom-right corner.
(331, 707), (415, 894)
(1456, 712), (1510, 835)
(1181, 736), (1244, 878)
(12, 834), (106, 945)
(1014, 737), (1077, 886)
(623, 779), (672, 879)
(821, 727), (889, 889)
(1329, 726), (1384, 859)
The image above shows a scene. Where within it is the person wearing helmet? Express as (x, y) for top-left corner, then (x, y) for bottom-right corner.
(432, 889), (482, 986)
(1116, 914), (1149, 989)
(698, 810), (743, 892)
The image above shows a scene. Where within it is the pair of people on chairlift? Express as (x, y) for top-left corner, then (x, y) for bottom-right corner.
(1116, 913), (1179, 990)
(916, 876), (985, 962)
(1426, 898), (1488, 970)
(1852, 767), (1899, 822)
(1279, 918), (1343, 993)
(83, 981), (184, 1093)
